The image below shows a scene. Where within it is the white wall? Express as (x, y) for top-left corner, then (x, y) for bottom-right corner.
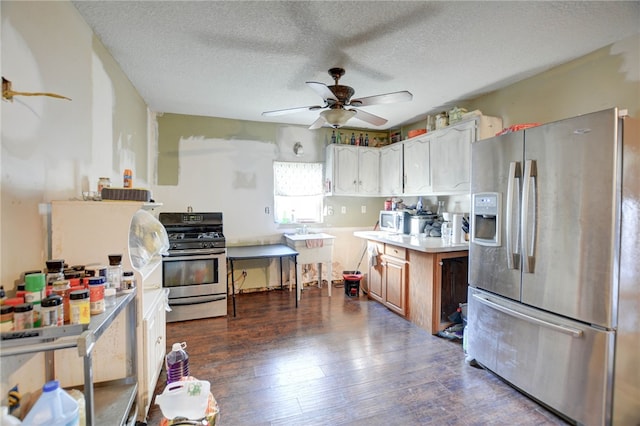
(1, 1), (150, 401)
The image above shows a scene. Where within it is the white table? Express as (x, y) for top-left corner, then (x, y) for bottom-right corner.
(284, 233), (336, 298)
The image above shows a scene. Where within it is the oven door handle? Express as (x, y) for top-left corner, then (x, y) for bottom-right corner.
(163, 252), (225, 261)
(169, 295), (227, 306)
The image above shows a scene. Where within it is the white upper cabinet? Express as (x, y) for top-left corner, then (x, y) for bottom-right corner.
(324, 115), (502, 197)
(430, 115), (503, 194)
(326, 145), (380, 196)
(403, 137), (431, 195)
(430, 120), (475, 193)
(380, 143), (403, 196)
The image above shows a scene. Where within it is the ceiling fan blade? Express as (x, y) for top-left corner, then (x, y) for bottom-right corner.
(308, 115), (326, 130)
(306, 81), (338, 102)
(262, 105), (323, 117)
(352, 109), (388, 126)
(350, 90), (413, 107)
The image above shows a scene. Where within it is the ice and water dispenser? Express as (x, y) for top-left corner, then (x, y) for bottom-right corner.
(471, 192), (501, 246)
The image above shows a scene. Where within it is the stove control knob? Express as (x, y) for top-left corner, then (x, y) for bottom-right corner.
(171, 243), (178, 250)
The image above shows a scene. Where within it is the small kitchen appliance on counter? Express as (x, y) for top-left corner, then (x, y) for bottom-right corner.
(379, 210), (410, 234)
(159, 212), (227, 322)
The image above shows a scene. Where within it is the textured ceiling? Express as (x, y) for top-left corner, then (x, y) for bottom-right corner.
(72, 1), (639, 130)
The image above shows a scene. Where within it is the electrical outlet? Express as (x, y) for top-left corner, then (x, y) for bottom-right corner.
(361, 205), (366, 214)
(264, 206), (270, 214)
(326, 206), (334, 216)
(341, 206), (347, 214)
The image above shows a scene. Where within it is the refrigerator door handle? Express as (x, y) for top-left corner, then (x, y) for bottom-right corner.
(472, 293), (584, 338)
(522, 159), (537, 273)
(506, 161), (521, 269)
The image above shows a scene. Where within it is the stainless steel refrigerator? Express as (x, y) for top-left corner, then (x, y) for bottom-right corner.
(467, 107), (639, 425)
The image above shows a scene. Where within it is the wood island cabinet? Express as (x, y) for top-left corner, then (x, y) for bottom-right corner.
(367, 242), (408, 317)
(366, 239), (468, 334)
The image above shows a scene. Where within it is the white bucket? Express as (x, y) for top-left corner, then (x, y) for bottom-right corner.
(155, 379), (210, 420)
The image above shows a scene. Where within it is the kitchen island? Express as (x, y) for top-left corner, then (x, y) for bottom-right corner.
(354, 231), (468, 334)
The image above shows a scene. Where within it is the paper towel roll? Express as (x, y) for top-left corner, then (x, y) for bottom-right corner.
(452, 214), (463, 244)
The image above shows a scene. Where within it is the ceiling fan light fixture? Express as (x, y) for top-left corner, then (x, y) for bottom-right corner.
(320, 108), (356, 128)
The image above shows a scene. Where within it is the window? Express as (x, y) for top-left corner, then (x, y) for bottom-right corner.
(273, 161), (323, 224)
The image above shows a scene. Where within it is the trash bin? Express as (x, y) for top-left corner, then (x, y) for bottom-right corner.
(342, 271), (363, 297)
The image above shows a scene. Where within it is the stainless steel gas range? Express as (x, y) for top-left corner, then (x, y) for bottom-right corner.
(159, 212), (227, 322)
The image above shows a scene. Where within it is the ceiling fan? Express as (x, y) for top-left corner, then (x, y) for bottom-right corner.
(262, 67), (412, 129)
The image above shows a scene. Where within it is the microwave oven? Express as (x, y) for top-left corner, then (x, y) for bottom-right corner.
(379, 210), (410, 234)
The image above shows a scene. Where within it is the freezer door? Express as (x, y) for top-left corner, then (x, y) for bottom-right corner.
(468, 288), (614, 426)
(521, 108), (619, 327)
(469, 131), (523, 301)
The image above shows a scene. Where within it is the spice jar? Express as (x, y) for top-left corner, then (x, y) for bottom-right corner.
(69, 290), (90, 325)
(1, 305), (14, 332)
(122, 271), (136, 293)
(46, 259), (65, 287)
(52, 280), (71, 324)
(97, 177), (111, 196)
(14, 303), (34, 330)
(41, 295), (63, 327)
(88, 276), (106, 315)
(107, 255), (123, 292)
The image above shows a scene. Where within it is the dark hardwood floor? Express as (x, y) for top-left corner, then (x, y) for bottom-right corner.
(146, 285), (569, 425)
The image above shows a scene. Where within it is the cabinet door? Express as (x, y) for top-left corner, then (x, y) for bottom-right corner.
(379, 144), (403, 196)
(152, 296), (167, 381)
(331, 145), (359, 194)
(382, 254), (407, 317)
(367, 242), (384, 302)
(357, 148), (380, 195)
(403, 138), (431, 195)
(430, 119), (475, 193)
(440, 257), (468, 323)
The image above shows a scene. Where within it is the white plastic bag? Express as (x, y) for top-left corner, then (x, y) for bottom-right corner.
(128, 210), (169, 274)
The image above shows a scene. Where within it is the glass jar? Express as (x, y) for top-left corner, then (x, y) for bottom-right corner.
(52, 280), (71, 324)
(122, 271), (136, 293)
(107, 255), (123, 292)
(69, 290), (90, 325)
(45, 259), (65, 287)
(98, 177), (111, 195)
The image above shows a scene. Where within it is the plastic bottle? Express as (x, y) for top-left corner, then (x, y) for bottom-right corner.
(123, 169), (133, 188)
(165, 342), (190, 384)
(21, 380), (79, 426)
(24, 273), (46, 327)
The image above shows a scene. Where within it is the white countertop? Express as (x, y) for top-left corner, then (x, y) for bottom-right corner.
(354, 231), (469, 253)
(284, 232), (336, 241)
